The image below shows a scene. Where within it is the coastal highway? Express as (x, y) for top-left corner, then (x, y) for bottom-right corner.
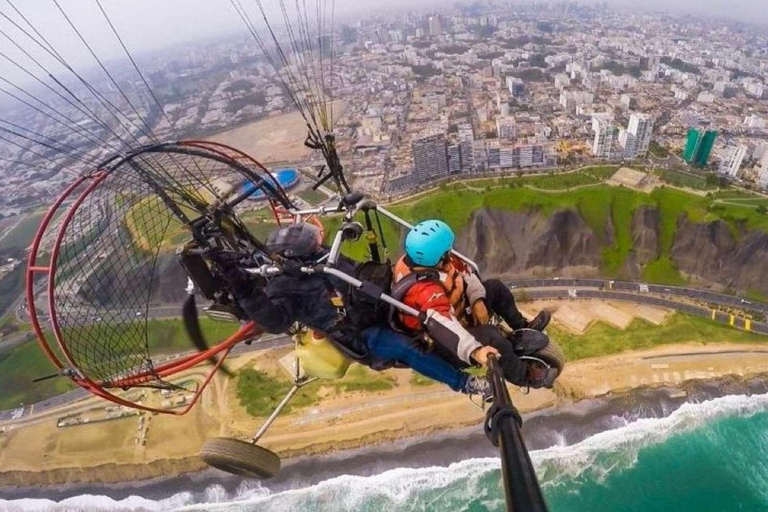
(521, 288), (768, 336)
(3, 280), (768, 422)
(507, 278), (768, 316)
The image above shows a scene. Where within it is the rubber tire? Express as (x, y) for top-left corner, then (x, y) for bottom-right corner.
(200, 437), (281, 479)
(531, 339), (566, 377)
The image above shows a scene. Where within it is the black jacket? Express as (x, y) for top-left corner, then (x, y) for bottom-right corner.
(231, 259), (371, 360)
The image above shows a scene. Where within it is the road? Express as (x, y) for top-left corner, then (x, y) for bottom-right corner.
(3, 278), (767, 420)
(507, 278), (768, 316)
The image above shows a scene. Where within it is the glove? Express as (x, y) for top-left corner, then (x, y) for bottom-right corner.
(463, 272), (486, 306)
(219, 265), (264, 298)
(281, 260), (306, 277)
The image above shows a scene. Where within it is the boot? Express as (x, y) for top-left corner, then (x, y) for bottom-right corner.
(526, 310), (551, 332)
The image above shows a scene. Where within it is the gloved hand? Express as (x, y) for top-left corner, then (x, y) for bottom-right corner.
(210, 251), (265, 297)
(526, 362), (558, 389)
(219, 264), (264, 298)
(281, 260), (306, 278)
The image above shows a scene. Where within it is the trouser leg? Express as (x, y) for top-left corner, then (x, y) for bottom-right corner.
(363, 327), (468, 392)
(468, 325), (528, 387)
(483, 279), (528, 330)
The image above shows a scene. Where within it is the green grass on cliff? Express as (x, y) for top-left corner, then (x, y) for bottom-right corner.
(351, 178), (765, 282)
(237, 364), (395, 417)
(552, 312), (768, 361)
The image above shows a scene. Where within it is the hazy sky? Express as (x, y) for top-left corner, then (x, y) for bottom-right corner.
(3, 0), (766, 62)
(0, 0), (764, 83)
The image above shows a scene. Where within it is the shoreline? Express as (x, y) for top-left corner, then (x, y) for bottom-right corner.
(2, 372), (768, 503)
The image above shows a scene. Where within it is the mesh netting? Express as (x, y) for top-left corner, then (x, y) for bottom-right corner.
(51, 143), (285, 385)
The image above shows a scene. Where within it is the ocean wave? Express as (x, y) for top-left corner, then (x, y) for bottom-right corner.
(4, 392), (768, 512)
(532, 392), (768, 488)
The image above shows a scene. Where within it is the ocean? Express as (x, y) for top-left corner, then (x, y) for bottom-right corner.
(4, 392), (768, 512)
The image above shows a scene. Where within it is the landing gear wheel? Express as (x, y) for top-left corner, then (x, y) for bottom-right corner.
(531, 339), (566, 377)
(200, 437), (281, 479)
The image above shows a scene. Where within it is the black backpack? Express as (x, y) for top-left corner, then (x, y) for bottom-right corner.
(342, 260), (393, 330)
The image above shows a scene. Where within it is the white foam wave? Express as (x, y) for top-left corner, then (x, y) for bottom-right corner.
(3, 392), (768, 511)
(0, 491), (194, 512)
(532, 392), (768, 486)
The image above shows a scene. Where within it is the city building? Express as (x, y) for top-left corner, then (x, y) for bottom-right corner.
(744, 115), (766, 129)
(618, 129), (636, 159)
(458, 123), (474, 172)
(447, 144), (462, 174)
(506, 77), (525, 98)
(758, 165), (768, 189)
(683, 128), (718, 167)
(496, 116), (517, 139)
(428, 16), (442, 37)
(591, 114), (615, 159)
(718, 144), (747, 177)
(626, 113), (654, 158)
(412, 132), (448, 181)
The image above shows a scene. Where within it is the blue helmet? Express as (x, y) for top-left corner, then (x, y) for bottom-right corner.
(405, 220), (455, 267)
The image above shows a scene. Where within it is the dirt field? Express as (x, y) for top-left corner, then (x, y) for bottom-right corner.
(205, 102), (347, 163)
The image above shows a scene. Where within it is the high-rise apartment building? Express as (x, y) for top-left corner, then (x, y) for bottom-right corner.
(718, 144), (747, 177)
(627, 114), (653, 158)
(591, 114), (615, 158)
(412, 132), (448, 181)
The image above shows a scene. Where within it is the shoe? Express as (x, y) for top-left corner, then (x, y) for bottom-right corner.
(463, 376), (493, 403)
(526, 310), (551, 332)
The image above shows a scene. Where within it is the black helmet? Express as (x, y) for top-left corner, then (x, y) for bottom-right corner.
(266, 223), (322, 259)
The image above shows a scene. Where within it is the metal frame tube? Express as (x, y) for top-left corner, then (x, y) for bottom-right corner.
(327, 230), (345, 265)
(251, 377), (316, 443)
(320, 266), (421, 317)
(375, 206), (480, 273)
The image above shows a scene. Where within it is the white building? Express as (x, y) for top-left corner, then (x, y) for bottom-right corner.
(627, 114), (654, 158)
(758, 165), (768, 189)
(591, 113), (615, 159)
(496, 116), (517, 139)
(618, 129), (636, 159)
(718, 144), (747, 177)
(554, 73), (571, 90)
(428, 16), (442, 36)
(744, 115), (766, 129)
(559, 90), (594, 114)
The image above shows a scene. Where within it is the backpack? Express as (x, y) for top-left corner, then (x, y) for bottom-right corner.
(341, 260), (394, 330)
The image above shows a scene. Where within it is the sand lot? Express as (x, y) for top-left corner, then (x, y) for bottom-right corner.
(205, 102), (347, 164)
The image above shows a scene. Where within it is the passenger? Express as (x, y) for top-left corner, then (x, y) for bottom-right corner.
(217, 222), (498, 399)
(392, 220), (557, 389)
